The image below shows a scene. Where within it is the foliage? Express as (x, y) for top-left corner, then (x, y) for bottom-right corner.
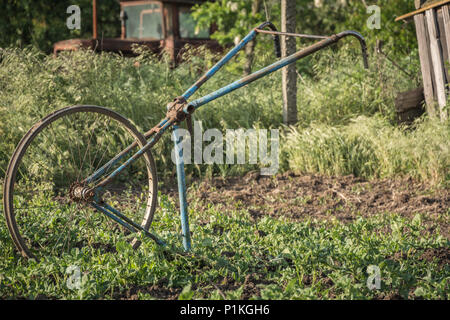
(0, 0), (120, 53)
(293, 43), (421, 124)
(0, 44), (447, 185)
(284, 115), (450, 186)
(192, 0), (417, 59)
(192, 0), (265, 45)
(293, 0), (417, 56)
(0, 188), (448, 299)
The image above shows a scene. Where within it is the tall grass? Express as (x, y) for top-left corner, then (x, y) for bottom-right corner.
(291, 44), (422, 124)
(0, 46), (283, 179)
(283, 116), (449, 186)
(0, 46), (447, 185)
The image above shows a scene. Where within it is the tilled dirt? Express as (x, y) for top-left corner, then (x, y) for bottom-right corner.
(112, 278), (181, 300)
(187, 171), (449, 238)
(418, 247), (450, 268)
(124, 171), (449, 300)
(207, 273), (275, 300)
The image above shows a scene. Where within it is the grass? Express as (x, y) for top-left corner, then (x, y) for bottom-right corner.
(1, 44), (446, 184)
(283, 115), (450, 186)
(0, 46), (448, 300)
(0, 190), (448, 300)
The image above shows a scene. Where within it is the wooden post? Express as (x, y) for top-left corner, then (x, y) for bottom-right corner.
(414, 13), (436, 115)
(441, 5), (450, 119)
(415, 0), (427, 9)
(426, 9), (448, 120)
(281, 0), (297, 125)
(441, 5), (450, 59)
(93, 0), (98, 39)
(243, 0), (262, 76)
(437, 8), (449, 82)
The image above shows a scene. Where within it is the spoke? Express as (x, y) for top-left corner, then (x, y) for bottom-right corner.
(89, 119), (129, 185)
(48, 121), (78, 176)
(71, 115), (84, 182)
(92, 202), (164, 245)
(90, 117), (113, 177)
(77, 114), (99, 183)
(56, 116), (82, 180)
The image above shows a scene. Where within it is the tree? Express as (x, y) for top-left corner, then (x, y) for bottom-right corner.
(0, 0), (120, 53)
(191, 0), (264, 75)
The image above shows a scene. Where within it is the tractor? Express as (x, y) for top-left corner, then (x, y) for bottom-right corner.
(53, 0), (220, 62)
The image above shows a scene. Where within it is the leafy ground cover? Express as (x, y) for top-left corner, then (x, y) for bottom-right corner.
(0, 172), (448, 300)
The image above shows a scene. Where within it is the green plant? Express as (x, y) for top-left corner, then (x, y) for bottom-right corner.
(283, 115), (449, 186)
(0, 193), (448, 299)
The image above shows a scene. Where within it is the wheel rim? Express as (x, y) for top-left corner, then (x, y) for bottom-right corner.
(3, 106), (157, 260)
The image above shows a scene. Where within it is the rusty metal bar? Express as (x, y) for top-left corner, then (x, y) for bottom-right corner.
(187, 30), (368, 110)
(93, 0), (98, 39)
(181, 30), (258, 100)
(255, 28), (329, 40)
(181, 22), (282, 100)
(91, 120), (171, 189)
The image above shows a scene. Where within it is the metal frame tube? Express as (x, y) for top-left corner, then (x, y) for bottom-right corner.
(187, 34), (338, 110)
(172, 125), (191, 251)
(255, 28), (329, 40)
(92, 202), (165, 245)
(181, 30), (258, 100)
(92, 120), (172, 188)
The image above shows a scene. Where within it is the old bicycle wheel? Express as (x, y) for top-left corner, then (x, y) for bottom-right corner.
(3, 105), (158, 260)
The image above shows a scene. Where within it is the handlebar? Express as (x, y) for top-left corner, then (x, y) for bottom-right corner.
(255, 22), (369, 70)
(255, 22), (282, 59)
(335, 30), (369, 69)
(181, 22), (369, 102)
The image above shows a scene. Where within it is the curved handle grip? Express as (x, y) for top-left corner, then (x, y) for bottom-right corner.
(335, 30), (369, 69)
(256, 21), (282, 58)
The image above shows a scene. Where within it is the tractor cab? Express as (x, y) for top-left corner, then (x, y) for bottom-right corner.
(53, 0), (219, 62)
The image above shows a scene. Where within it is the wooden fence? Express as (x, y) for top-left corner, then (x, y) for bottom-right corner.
(397, 0), (450, 121)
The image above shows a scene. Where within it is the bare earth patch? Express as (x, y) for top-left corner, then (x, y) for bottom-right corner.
(113, 278), (182, 300)
(183, 171), (449, 239)
(135, 172), (449, 300)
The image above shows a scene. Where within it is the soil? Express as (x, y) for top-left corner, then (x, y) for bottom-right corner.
(112, 278), (182, 300)
(129, 171), (450, 300)
(184, 171), (449, 238)
(418, 247), (450, 268)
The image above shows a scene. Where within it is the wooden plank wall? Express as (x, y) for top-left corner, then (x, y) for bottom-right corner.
(415, 13), (436, 114)
(414, 5), (450, 121)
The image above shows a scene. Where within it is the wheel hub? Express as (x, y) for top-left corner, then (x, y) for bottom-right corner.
(69, 182), (95, 202)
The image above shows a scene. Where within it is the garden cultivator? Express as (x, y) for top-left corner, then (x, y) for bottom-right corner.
(3, 22), (368, 259)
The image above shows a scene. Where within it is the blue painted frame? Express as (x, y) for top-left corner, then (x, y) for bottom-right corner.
(86, 24), (368, 252)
